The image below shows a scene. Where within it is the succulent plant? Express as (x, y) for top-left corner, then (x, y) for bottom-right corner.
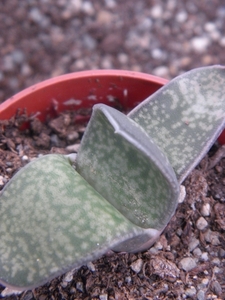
(0, 65), (225, 291)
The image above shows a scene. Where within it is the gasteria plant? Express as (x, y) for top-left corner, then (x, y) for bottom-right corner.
(0, 65), (225, 291)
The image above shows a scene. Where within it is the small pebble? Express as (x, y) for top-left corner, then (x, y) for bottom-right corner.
(153, 66), (169, 78)
(76, 281), (84, 293)
(189, 237), (199, 252)
(125, 276), (132, 284)
(130, 258), (143, 273)
(6, 168), (12, 173)
(63, 268), (75, 283)
(21, 155), (29, 162)
(154, 241), (163, 250)
(148, 247), (158, 254)
(198, 278), (209, 289)
(204, 229), (220, 245)
(179, 257), (197, 272)
(70, 287), (76, 294)
(201, 252), (209, 262)
(82, 1), (94, 15)
(151, 5), (163, 18)
(50, 134), (61, 147)
(197, 290), (205, 300)
(176, 11), (187, 23)
(191, 36), (210, 53)
(66, 144), (80, 153)
(219, 248), (225, 258)
(67, 131), (79, 142)
(185, 286), (196, 297)
(213, 266), (221, 274)
(212, 258), (220, 266)
(1, 287), (22, 296)
(201, 203), (210, 217)
(196, 217), (208, 230)
(86, 261), (95, 272)
(178, 185), (186, 203)
(0, 176), (5, 186)
(211, 280), (222, 296)
(176, 228), (183, 236)
(193, 247), (202, 257)
(99, 294), (108, 300)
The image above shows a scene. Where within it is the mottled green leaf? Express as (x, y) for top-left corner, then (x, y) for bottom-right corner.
(129, 65), (225, 183)
(76, 104), (179, 231)
(0, 154), (155, 289)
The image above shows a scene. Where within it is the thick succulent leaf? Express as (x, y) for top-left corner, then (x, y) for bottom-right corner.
(128, 65), (225, 183)
(76, 104), (179, 232)
(0, 154), (155, 290)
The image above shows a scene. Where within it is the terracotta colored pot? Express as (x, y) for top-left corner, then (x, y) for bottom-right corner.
(0, 69), (224, 143)
(0, 70), (167, 121)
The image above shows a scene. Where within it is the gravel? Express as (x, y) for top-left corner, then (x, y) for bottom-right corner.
(0, 0), (225, 103)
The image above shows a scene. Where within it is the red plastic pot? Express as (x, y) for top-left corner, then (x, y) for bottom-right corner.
(0, 69), (224, 143)
(0, 70), (167, 121)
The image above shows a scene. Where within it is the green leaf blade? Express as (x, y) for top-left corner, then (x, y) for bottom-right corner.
(0, 154), (146, 290)
(128, 65), (225, 182)
(76, 104), (179, 231)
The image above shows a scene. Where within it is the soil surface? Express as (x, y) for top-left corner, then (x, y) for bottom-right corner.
(1, 0), (225, 299)
(0, 112), (224, 300)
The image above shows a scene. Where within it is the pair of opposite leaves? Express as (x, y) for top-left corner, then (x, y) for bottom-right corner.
(0, 66), (225, 290)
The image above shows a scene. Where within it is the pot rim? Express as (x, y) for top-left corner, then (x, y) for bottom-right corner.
(1, 69), (168, 110)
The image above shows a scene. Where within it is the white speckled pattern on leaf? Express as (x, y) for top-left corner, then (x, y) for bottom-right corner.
(129, 65), (225, 183)
(76, 104), (179, 230)
(0, 154), (149, 289)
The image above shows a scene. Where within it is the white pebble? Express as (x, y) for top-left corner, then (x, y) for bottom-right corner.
(117, 53), (128, 64)
(178, 185), (186, 203)
(130, 258), (143, 273)
(86, 261), (95, 272)
(197, 290), (205, 300)
(193, 247), (202, 257)
(151, 49), (164, 60)
(21, 155), (29, 162)
(201, 203), (210, 217)
(1, 287), (22, 297)
(151, 5), (162, 18)
(185, 286), (196, 297)
(204, 22), (216, 32)
(67, 132), (79, 142)
(212, 258), (220, 266)
(179, 257), (196, 272)
(189, 237), (199, 252)
(220, 36), (225, 47)
(196, 217), (208, 230)
(82, 1), (94, 15)
(0, 176), (5, 186)
(201, 278), (209, 286)
(153, 66), (169, 78)
(63, 268), (75, 283)
(213, 266), (221, 274)
(66, 144), (80, 153)
(201, 252), (208, 261)
(191, 36), (210, 53)
(148, 247), (158, 254)
(154, 241), (163, 250)
(99, 294), (108, 300)
(176, 11), (187, 23)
